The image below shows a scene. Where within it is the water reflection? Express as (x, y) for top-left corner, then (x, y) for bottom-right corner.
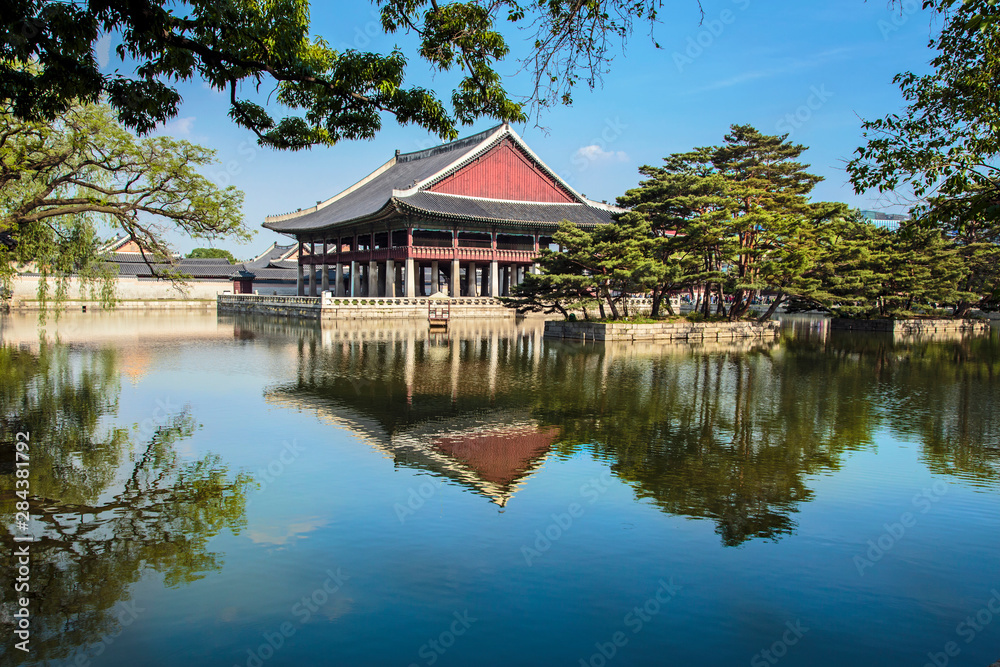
(252, 315), (1000, 546)
(0, 343), (251, 665)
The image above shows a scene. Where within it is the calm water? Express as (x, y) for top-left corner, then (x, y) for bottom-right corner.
(1, 312), (999, 667)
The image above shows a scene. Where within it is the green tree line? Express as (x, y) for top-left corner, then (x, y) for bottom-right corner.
(505, 120), (999, 321)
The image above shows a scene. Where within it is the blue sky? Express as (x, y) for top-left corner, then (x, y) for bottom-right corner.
(106, 0), (943, 257)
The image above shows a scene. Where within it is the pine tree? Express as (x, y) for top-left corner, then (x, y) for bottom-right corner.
(617, 126), (827, 321)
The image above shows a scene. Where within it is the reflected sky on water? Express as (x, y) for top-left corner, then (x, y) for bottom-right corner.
(1, 312), (998, 667)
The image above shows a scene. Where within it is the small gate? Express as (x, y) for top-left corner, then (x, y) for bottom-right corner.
(428, 299), (450, 330)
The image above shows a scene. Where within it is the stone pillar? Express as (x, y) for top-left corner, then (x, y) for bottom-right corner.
(467, 261), (477, 296)
(309, 265), (317, 296)
(369, 260), (378, 296)
(489, 260), (499, 297)
(431, 260), (439, 295)
(385, 259), (396, 297)
(334, 263), (344, 296)
(405, 258), (416, 297)
(321, 241), (329, 293)
(296, 260), (304, 296)
(351, 260), (361, 296)
(480, 264), (489, 297)
(451, 259), (461, 297)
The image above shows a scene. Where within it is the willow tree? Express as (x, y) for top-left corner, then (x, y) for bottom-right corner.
(0, 101), (249, 305)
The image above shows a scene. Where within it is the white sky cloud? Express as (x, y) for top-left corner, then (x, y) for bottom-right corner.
(159, 116), (197, 138)
(574, 144), (630, 164)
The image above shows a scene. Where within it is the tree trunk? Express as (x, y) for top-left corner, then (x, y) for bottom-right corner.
(702, 283), (711, 317)
(663, 292), (676, 316)
(651, 287), (662, 318)
(598, 302), (606, 319)
(602, 284), (620, 320)
(608, 297), (620, 320)
(757, 292), (785, 322)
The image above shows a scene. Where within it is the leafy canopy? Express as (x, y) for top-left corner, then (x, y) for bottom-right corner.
(0, 100), (250, 305)
(187, 247), (238, 263)
(2, 0), (686, 149)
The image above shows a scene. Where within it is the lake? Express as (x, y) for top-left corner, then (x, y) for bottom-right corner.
(1, 312), (998, 667)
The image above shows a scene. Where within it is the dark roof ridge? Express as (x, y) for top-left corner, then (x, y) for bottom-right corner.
(396, 124), (505, 163)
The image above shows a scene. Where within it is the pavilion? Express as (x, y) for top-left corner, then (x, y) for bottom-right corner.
(263, 123), (620, 298)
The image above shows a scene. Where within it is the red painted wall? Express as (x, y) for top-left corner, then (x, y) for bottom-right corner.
(428, 139), (574, 202)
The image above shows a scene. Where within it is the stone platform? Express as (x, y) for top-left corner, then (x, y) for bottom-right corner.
(544, 319), (782, 343)
(829, 318), (991, 335)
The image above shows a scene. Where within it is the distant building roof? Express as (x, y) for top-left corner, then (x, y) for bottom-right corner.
(860, 210), (910, 231)
(263, 124), (621, 235)
(245, 241), (299, 269)
(105, 255), (240, 279)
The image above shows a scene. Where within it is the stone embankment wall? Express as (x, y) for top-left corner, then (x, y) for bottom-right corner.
(10, 275), (230, 309)
(544, 320), (782, 342)
(217, 294), (515, 320)
(830, 319), (991, 334)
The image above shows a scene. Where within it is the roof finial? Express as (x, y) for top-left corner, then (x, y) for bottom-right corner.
(395, 149), (400, 157)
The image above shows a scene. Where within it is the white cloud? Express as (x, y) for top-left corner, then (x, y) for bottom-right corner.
(159, 116), (197, 138)
(574, 144), (630, 165)
(246, 516), (327, 546)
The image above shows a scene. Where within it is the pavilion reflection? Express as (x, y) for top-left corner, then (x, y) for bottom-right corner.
(259, 316), (555, 505)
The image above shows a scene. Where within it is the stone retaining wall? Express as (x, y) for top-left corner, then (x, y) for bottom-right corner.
(9, 299), (216, 311)
(830, 318), (991, 334)
(544, 319), (782, 342)
(218, 294), (514, 320)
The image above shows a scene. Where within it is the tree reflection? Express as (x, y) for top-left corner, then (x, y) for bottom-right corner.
(532, 343), (867, 545)
(257, 317), (999, 547)
(0, 343), (251, 665)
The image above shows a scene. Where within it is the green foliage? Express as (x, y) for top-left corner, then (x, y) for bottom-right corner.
(0, 100), (250, 308)
(789, 217), (972, 318)
(850, 0), (1000, 314)
(0, 343), (252, 662)
(187, 247), (237, 263)
(1, 0), (678, 148)
(617, 125), (829, 321)
(502, 219), (656, 319)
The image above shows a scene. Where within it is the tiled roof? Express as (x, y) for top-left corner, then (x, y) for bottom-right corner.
(263, 127), (502, 233)
(246, 242), (298, 269)
(395, 191), (614, 226)
(267, 259), (300, 270)
(245, 267), (298, 280)
(108, 258), (240, 279)
(262, 124), (611, 234)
